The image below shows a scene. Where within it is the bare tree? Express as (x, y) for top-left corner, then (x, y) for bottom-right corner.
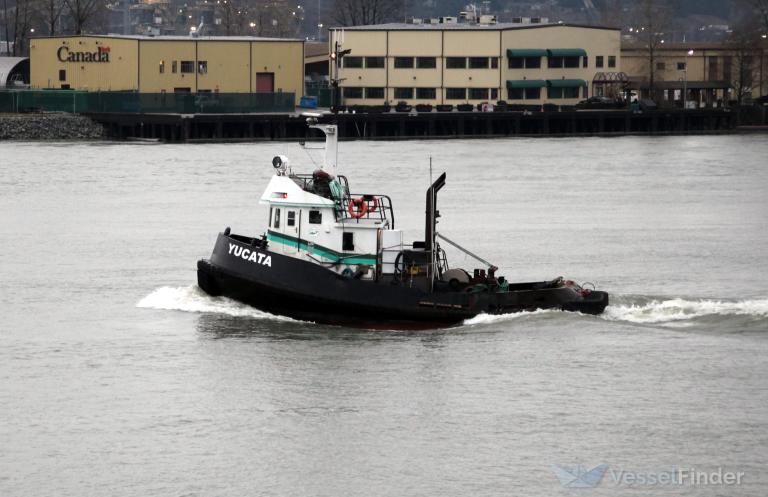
(728, 18), (762, 103)
(634, 0), (677, 101)
(216, 0), (245, 35)
(42, 0), (64, 34)
(64, 0), (103, 34)
(332, 0), (400, 27)
(740, 0), (768, 33)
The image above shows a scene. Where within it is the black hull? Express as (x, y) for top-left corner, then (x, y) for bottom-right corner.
(196, 233), (608, 329)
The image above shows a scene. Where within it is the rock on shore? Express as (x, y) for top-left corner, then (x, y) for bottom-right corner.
(0, 113), (105, 140)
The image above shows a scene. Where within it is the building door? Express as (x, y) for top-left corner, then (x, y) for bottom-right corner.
(256, 72), (274, 92)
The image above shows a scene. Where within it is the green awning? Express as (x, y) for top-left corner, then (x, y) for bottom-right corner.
(507, 79), (547, 89)
(546, 48), (587, 57)
(547, 79), (588, 88)
(506, 49), (547, 58)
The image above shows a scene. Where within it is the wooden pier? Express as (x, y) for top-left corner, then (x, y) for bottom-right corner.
(87, 108), (738, 143)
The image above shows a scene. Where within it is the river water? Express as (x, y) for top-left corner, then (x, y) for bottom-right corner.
(1, 135), (767, 496)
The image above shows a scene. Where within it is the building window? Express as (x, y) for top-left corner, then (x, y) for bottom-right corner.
(596, 55), (604, 68)
(365, 56), (384, 68)
(287, 211), (296, 226)
(583, 56), (588, 68)
(342, 232), (354, 251)
(58, 69), (66, 81)
(548, 56), (562, 68)
(508, 88), (523, 100)
(608, 56), (616, 68)
(468, 88), (488, 99)
(416, 87), (436, 99)
(180, 60), (195, 73)
(174, 87), (191, 93)
(172, 61), (177, 73)
(510, 57), (541, 69)
(394, 57), (414, 68)
(468, 57), (489, 69)
(525, 87), (540, 99)
(309, 210), (322, 224)
(708, 56), (718, 80)
(365, 87), (384, 99)
(198, 61), (207, 74)
(416, 57), (436, 68)
(394, 87), (414, 99)
(343, 87), (363, 98)
(677, 61), (686, 70)
(159, 60), (165, 73)
(549, 86), (581, 99)
(564, 56), (580, 68)
(490, 88), (498, 100)
(656, 61), (666, 70)
(491, 58), (499, 69)
(274, 208), (281, 229)
(343, 56), (363, 68)
(446, 57), (466, 69)
(446, 87), (466, 99)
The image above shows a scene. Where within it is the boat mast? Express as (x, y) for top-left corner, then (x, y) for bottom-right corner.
(306, 117), (338, 174)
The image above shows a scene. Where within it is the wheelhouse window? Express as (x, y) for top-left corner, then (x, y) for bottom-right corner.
(446, 57), (466, 69)
(273, 208), (281, 229)
(416, 88), (436, 99)
(309, 210), (322, 224)
(365, 87), (384, 99)
(416, 57), (436, 68)
(180, 60), (195, 73)
(343, 56), (363, 68)
(342, 232), (354, 251)
(343, 87), (363, 98)
(394, 57), (414, 68)
(394, 87), (414, 99)
(468, 57), (489, 69)
(446, 87), (466, 100)
(287, 211), (296, 226)
(365, 56), (384, 68)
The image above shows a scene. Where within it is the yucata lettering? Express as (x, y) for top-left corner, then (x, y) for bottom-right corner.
(228, 243), (272, 267)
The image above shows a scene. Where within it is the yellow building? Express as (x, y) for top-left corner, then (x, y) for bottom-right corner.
(29, 35), (305, 102)
(329, 21), (621, 106)
(621, 43), (767, 106)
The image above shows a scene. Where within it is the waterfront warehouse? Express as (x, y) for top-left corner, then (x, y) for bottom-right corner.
(329, 20), (620, 107)
(29, 35), (305, 103)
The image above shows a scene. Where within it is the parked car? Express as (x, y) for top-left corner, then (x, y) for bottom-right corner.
(575, 96), (624, 109)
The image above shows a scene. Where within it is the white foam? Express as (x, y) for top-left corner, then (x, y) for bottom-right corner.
(462, 308), (560, 326)
(136, 285), (298, 321)
(602, 298), (768, 324)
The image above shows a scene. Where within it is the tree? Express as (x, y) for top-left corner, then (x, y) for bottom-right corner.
(740, 0), (768, 34)
(64, 0), (103, 34)
(331, 0), (400, 27)
(633, 0), (677, 101)
(42, 0), (64, 35)
(728, 18), (762, 103)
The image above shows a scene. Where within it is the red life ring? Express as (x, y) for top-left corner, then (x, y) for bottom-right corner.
(369, 196), (378, 212)
(347, 197), (368, 218)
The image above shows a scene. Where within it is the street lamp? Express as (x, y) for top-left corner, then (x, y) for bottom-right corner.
(682, 49), (693, 109)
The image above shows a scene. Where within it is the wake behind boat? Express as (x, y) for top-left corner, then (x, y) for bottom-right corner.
(197, 116), (608, 329)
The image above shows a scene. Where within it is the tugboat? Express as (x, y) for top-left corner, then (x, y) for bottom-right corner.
(197, 116), (608, 329)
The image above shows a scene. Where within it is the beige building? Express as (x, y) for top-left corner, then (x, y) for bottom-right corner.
(622, 43), (767, 106)
(329, 22), (621, 106)
(29, 35), (305, 102)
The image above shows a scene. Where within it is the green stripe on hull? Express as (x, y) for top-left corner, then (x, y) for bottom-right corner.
(267, 231), (377, 265)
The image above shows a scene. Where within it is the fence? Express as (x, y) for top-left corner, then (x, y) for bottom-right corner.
(0, 90), (295, 114)
(304, 83), (333, 108)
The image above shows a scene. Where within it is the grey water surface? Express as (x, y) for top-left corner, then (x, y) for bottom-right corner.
(1, 135), (768, 497)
